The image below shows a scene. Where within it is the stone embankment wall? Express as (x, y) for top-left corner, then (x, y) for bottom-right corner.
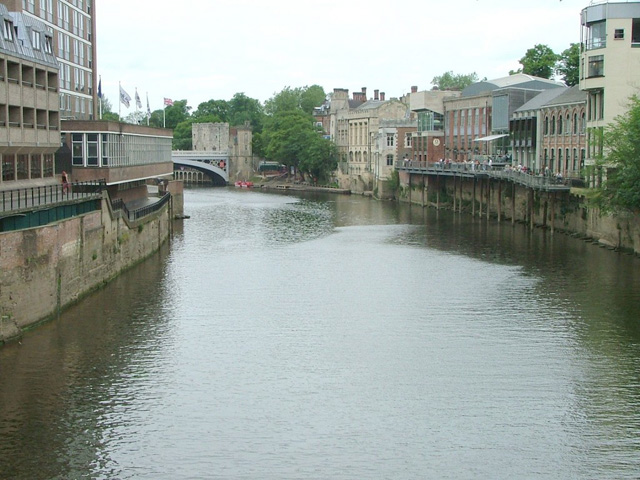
(0, 191), (177, 344)
(397, 172), (640, 255)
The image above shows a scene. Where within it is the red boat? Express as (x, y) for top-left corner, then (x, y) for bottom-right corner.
(234, 181), (254, 188)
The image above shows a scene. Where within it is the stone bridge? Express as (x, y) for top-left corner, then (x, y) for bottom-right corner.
(172, 151), (229, 185)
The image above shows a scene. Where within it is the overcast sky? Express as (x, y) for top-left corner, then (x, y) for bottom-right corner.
(96, 0), (589, 113)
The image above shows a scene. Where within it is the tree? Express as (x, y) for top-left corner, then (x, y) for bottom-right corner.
(97, 96), (119, 121)
(556, 43), (580, 87)
(193, 99), (229, 123)
(516, 44), (559, 79)
(299, 134), (338, 183)
(264, 85), (327, 116)
(300, 85), (326, 115)
(431, 71), (479, 91)
(164, 100), (191, 129)
(599, 95), (640, 212)
(262, 110), (336, 181)
(228, 93), (264, 131)
(173, 120), (193, 150)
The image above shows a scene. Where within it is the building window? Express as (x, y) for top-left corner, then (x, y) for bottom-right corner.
(587, 21), (606, 49)
(72, 133), (84, 166)
(87, 134), (98, 166)
(386, 134), (394, 147)
(405, 132), (412, 147)
(551, 116), (556, 135)
(386, 154), (394, 166)
(29, 30), (40, 50)
(3, 20), (14, 41)
(614, 29), (625, 40)
(573, 113), (578, 134)
(44, 34), (52, 54)
(588, 55), (604, 77)
(633, 19), (640, 44)
(558, 116), (563, 135)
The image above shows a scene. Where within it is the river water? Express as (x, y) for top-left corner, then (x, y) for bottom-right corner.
(1, 188), (639, 479)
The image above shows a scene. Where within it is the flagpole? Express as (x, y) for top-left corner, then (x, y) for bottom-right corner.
(99, 75), (102, 120)
(118, 81), (121, 120)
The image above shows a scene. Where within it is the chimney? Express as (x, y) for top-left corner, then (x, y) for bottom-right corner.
(374, 89), (379, 100)
(411, 86), (418, 93)
(380, 92), (386, 101)
(362, 87), (367, 99)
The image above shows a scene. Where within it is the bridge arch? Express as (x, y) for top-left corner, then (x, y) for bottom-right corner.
(172, 151), (229, 185)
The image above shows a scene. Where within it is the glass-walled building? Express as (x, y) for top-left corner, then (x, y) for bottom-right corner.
(61, 120), (173, 202)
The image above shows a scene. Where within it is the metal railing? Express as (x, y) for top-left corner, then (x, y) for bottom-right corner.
(1, 180), (105, 213)
(396, 161), (571, 190)
(111, 192), (171, 222)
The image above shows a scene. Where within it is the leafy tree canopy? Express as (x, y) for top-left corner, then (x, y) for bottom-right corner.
(264, 85), (326, 115)
(556, 43), (580, 87)
(262, 110), (336, 182)
(228, 93), (264, 131)
(164, 100), (191, 130)
(173, 119), (194, 150)
(599, 95), (640, 212)
(515, 44), (559, 79)
(193, 99), (229, 123)
(431, 71), (479, 91)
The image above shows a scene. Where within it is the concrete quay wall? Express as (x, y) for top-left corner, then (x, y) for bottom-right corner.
(398, 172), (640, 255)
(0, 194), (173, 344)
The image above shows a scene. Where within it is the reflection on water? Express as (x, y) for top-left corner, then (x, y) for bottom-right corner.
(0, 188), (639, 480)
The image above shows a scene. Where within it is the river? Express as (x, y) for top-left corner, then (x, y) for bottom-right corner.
(1, 187), (639, 479)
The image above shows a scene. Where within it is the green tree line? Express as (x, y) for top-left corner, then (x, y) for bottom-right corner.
(99, 85), (337, 183)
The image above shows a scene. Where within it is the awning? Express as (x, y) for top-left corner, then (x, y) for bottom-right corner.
(474, 134), (509, 142)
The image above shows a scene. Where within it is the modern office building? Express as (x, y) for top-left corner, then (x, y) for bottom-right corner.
(0, 0), (97, 121)
(0, 3), (60, 187)
(580, 0), (640, 168)
(443, 74), (564, 162)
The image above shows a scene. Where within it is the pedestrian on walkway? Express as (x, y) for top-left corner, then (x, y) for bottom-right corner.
(61, 171), (69, 195)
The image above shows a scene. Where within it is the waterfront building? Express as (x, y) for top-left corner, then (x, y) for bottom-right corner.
(329, 87), (409, 192)
(443, 74), (564, 162)
(60, 120), (173, 204)
(539, 86), (587, 178)
(579, 0), (640, 174)
(0, 4), (60, 188)
(0, 0), (97, 121)
(374, 117), (417, 191)
(405, 86), (460, 164)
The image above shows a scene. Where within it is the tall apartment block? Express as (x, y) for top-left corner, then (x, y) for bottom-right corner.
(580, 1), (640, 167)
(0, 0), (97, 121)
(0, 3), (60, 186)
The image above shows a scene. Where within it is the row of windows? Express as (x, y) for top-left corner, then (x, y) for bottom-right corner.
(58, 62), (92, 94)
(68, 133), (172, 168)
(0, 58), (58, 91)
(0, 104), (59, 129)
(543, 112), (587, 136)
(1, 153), (54, 182)
(57, 32), (92, 69)
(60, 93), (93, 117)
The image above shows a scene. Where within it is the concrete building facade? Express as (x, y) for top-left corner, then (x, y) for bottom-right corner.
(580, 1), (640, 167)
(0, 0), (97, 121)
(0, 3), (59, 188)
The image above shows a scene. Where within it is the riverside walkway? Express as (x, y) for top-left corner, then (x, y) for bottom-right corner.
(396, 161), (571, 192)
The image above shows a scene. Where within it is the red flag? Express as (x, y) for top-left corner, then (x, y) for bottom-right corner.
(164, 97), (173, 106)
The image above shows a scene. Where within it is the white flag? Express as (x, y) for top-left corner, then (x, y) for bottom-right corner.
(120, 85), (131, 108)
(135, 89), (142, 109)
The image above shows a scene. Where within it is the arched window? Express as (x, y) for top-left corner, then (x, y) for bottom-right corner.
(573, 113), (578, 134)
(544, 116), (549, 135)
(558, 116), (563, 135)
(551, 116), (556, 135)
